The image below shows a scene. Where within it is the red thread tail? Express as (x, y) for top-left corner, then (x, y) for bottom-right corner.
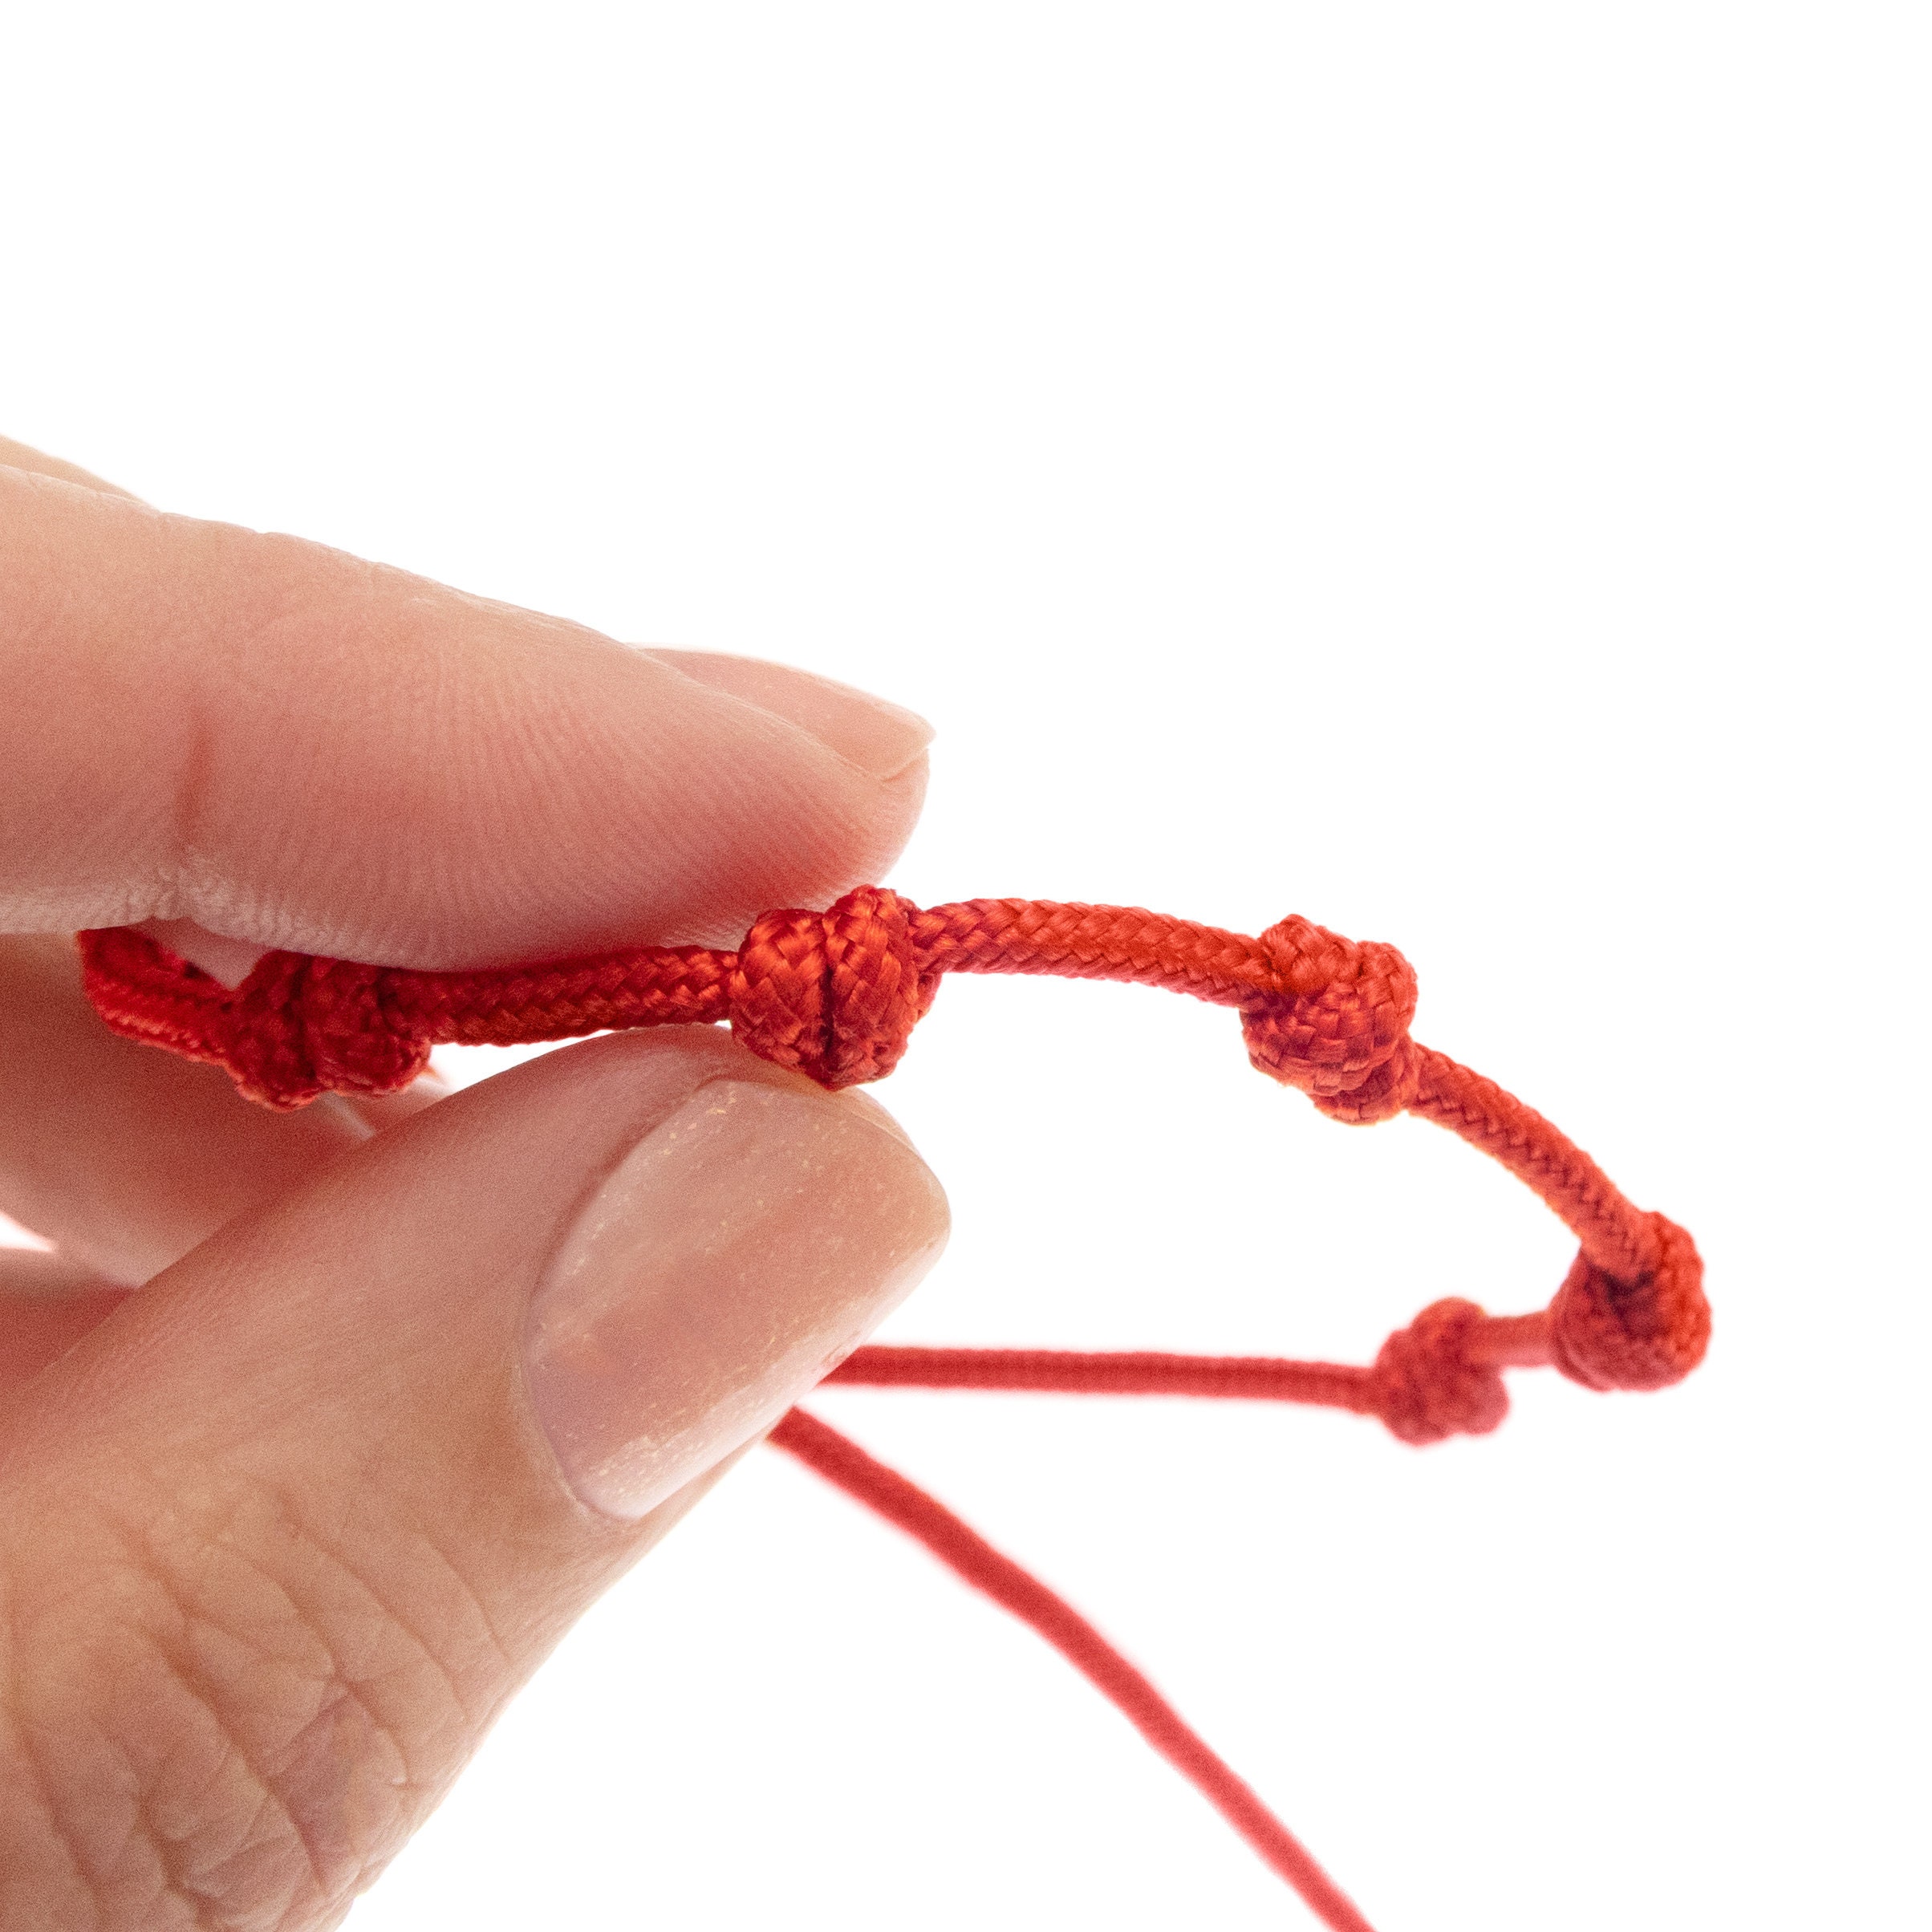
(828, 1343), (1378, 1409)
(768, 1408), (1378, 1932)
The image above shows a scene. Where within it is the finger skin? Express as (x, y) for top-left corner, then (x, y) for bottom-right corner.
(646, 647), (935, 793)
(0, 1025), (946, 1931)
(0, 436), (140, 500)
(0, 1252), (130, 1405)
(2, 426), (932, 833)
(0, 462), (930, 963)
(2, 423), (932, 811)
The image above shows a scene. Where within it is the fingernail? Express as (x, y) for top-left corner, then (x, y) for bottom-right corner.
(524, 1078), (948, 1518)
(647, 648), (935, 780)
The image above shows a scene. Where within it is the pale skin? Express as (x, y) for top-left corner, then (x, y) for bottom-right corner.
(0, 439), (952, 1930)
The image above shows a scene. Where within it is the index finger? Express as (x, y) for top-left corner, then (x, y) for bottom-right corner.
(0, 457), (931, 967)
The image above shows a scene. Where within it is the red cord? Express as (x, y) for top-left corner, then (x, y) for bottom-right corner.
(769, 1407), (1377, 1932)
(828, 1313), (1561, 1444)
(75, 883), (1711, 1916)
(77, 884), (1708, 1408)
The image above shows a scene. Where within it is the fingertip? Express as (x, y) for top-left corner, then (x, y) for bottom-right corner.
(645, 648), (935, 782)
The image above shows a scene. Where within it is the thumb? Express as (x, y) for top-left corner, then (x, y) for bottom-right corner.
(0, 1026), (946, 1930)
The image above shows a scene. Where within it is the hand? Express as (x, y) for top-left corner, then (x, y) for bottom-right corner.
(0, 439), (950, 1930)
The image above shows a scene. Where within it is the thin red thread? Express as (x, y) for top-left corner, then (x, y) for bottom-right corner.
(76, 883), (1711, 1919)
(769, 1408), (1377, 1932)
(830, 1313), (1563, 1445)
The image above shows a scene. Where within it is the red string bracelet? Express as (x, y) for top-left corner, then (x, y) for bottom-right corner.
(77, 885), (1709, 1930)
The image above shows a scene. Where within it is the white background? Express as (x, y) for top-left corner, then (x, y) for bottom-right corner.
(2, 6), (1926, 1928)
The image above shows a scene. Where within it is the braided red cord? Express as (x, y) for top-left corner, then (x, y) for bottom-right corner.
(76, 883), (1711, 1918)
(77, 883), (1709, 1409)
(769, 1408), (1376, 1932)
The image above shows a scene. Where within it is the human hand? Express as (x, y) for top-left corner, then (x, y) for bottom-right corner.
(0, 439), (950, 1930)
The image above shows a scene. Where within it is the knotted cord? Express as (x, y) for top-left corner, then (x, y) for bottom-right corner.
(77, 884), (1709, 1928)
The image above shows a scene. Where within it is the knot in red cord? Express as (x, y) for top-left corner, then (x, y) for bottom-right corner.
(226, 953), (432, 1109)
(727, 886), (938, 1090)
(1366, 1297), (1509, 1444)
(1240, 915), (1419, 1124)
(1548, 1213), (1710, 1391)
